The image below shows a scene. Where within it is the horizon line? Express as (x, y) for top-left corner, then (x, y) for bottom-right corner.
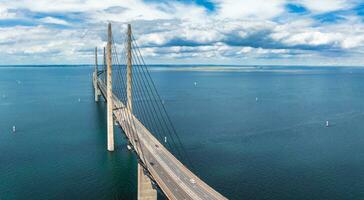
(1, 64), (364, 68)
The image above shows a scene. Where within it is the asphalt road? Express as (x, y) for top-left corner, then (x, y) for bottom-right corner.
(97, 79), (227, 200)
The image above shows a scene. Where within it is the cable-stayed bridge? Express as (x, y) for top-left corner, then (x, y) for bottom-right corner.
(93, 23), (227, 200)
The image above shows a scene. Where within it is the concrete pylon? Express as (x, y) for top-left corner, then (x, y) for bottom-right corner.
(127, 24), (132, 113)
(138, 164), (157, 200)
(106, 23), (114, 152)
(94, 47), (100, 102)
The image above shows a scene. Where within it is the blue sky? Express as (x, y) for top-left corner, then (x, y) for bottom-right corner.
(0, 0), (364, 65)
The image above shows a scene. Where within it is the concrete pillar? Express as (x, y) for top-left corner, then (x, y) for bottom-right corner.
(107, 23), (114, 152)
(104, 46), (106, 65)
(138, 163), (157, 200)
(103, 47), (106, 82)
(94, 47), (100, 102)
(127, 24), (133, 113)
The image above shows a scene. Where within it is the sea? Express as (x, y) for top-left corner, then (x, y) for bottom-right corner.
(1, 65), (364, 200)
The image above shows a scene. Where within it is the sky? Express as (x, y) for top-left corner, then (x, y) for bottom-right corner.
(1, 0), (364, 66)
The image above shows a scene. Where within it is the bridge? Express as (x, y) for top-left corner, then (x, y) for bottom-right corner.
(92, 23), (227, 200)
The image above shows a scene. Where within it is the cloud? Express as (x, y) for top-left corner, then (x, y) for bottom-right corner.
(0, 0), (364, 65)
(213, 0), (286, 19)
(0, 25), (104, 64)
(38, 17), (69, 25)
(0, 6), (15, 19)
(298, 0), (354, 13)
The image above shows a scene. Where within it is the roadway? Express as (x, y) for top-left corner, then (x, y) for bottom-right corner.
(97, 79), (227, 200)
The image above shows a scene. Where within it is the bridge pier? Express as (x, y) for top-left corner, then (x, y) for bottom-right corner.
(138, 164), (157, 200)
(107, 23), (114, 151)
(93, 47), (100, 102)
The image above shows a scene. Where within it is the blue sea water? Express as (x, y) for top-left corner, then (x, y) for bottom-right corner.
(1, 65), (364, 199)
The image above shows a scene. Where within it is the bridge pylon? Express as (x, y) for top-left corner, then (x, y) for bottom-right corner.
(126, 23), (157, 200)
(106, 23), (114, 151)
(93, 23), (227, 200)
(127, 24), (133, 112)
(93, 47), (100, 102)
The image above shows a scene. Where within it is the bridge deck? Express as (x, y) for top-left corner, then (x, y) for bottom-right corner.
(96, 78), (227, 200)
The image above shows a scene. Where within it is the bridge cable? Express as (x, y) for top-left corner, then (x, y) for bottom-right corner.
(130, 47), (180, 157)
(130, 38), (181, 151)
(129, 54), (168, 146)
(130, 46), (187, 166)
(115, 35), (164, 143)
(130, 39), (186, 163)
(127, 43), (171, 143)
(131, 35), (195, 169)
(111, 36), (151, 173)
(111, 38), (138, 142)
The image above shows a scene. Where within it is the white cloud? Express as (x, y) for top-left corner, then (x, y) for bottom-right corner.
(39, 17), (69, 25)
(0, 6), (15, 19)
(213, 0), (286, 19)
(0, 25), (103, 64)
(0, 0), (364, 65)
(280, 31), (342, 46)
(341, 36), (364, 49)
(298, 0), (354, 12)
